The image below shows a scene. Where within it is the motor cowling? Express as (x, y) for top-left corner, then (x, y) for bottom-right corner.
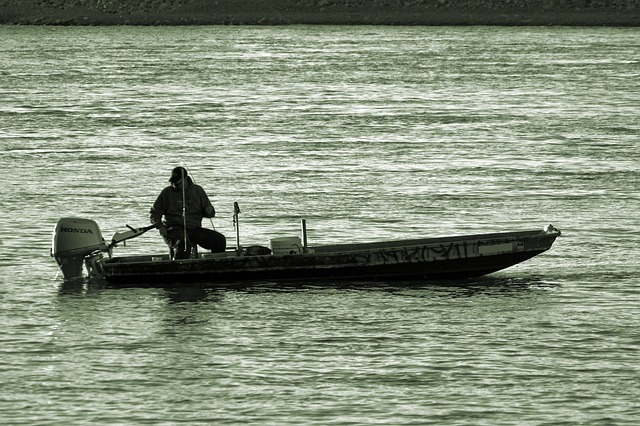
(52, 218), (108, 280)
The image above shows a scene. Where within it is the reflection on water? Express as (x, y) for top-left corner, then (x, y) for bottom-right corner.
(57, 273), (560, 301)
(163, 286), (221, 304)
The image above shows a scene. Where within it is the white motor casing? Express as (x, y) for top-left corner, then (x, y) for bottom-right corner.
(52, 218), (108, 280)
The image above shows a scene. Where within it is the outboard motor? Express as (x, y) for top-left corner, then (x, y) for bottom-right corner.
(51, 218), (108, 280)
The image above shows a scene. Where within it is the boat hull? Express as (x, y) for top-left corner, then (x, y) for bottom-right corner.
(94, 228), (560, 287)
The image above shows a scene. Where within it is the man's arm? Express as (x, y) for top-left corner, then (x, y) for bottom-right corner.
(199, 186), (216, 218)
(149, 191), (168, 237)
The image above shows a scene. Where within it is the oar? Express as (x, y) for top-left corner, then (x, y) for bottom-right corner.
(109, 223), (158, 248)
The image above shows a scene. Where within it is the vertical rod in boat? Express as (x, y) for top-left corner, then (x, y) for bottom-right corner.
(233, 202), (241, 254)
(181, 167), (187, 254)
(301, 219), (308, 252)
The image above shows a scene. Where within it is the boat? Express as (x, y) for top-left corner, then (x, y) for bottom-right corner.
(51, 205), (561, 286)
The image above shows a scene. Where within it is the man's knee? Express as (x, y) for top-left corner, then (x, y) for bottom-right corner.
(209, 231), (226, 253)
(193, 229), (226, 253)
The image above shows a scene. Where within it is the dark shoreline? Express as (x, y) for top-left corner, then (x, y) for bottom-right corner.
(1, 0), (639, 26)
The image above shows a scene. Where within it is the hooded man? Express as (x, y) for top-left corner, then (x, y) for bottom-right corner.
(150, 167), (226, 259)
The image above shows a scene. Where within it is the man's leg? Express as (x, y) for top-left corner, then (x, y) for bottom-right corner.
(164, 227), (189, 259)
(190, 228), (227, 253)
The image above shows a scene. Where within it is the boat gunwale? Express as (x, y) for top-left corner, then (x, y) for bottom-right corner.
(311, 228), (555, 253)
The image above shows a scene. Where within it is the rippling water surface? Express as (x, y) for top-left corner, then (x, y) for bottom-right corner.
(1, 25), (639, 424)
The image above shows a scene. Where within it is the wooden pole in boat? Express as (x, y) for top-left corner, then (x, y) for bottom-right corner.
(233, 202), (241, 254)
(301, 219), (308, 252)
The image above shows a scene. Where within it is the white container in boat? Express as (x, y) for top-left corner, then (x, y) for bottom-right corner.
(270, 236), (302, 255)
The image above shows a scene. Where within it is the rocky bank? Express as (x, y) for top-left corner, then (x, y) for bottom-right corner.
(0, 0), (638, 25)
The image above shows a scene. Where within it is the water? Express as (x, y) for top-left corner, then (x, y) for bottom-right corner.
(1, 25), (639, 424)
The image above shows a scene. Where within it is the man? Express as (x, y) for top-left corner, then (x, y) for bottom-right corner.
(150, 167), (226, 259)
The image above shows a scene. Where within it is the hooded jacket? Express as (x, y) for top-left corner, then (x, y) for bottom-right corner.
(149, 177), (215, 230)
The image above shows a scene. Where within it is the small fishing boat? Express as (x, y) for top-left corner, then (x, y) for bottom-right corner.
(51, 205), (561, 286)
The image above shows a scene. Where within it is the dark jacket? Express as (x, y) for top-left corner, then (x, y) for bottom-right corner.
(149, 177), (215, 230)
